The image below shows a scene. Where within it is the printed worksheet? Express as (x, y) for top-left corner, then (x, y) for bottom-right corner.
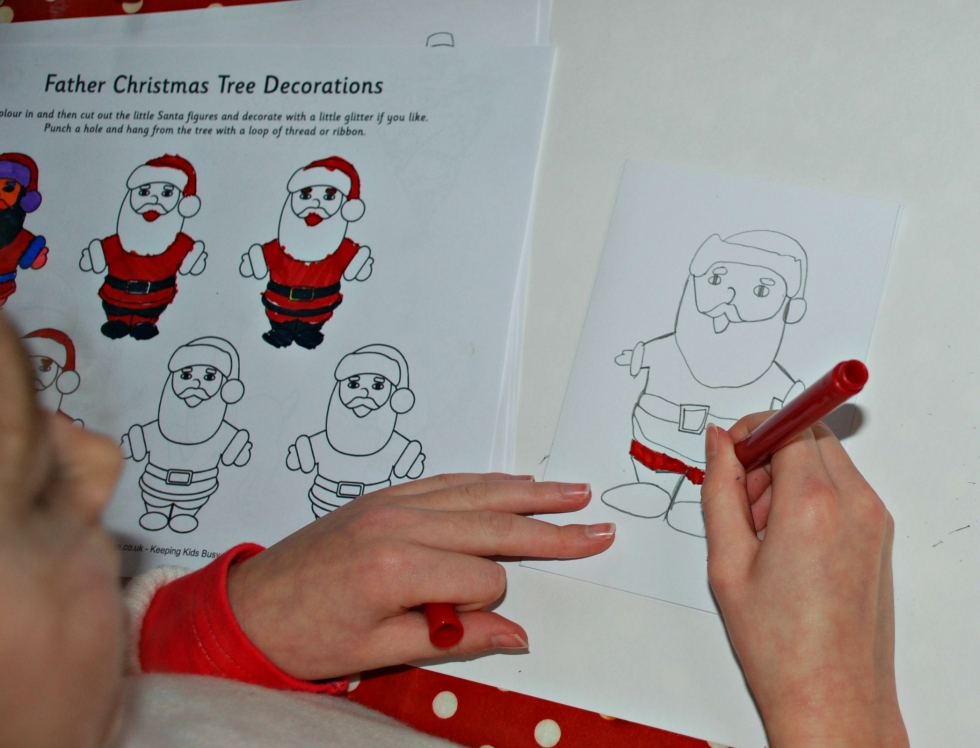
(524, 162), (900, 612)
(0, 43), (552, 573)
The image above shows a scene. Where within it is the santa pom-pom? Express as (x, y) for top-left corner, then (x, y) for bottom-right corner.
(178, 194), (201, 218)
(390, 387), (415, 414)
(341, 197), (365, 222)
(221, 378), (245, 404)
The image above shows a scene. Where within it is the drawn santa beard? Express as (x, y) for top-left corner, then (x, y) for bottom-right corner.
(157, 375), (228, 445)
(116, 197), (184, 255)
(34, 381), (64, 413)
(325, 384), (398, 456)
(0, 201), (26, 248)
(277, 200), (348, 262)
(674, 277), (789, 389)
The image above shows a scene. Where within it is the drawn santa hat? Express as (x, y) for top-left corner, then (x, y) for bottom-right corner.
(334, 344), (415, 414)
(168, 336), (245, 404)
(689, 231), (808, 323)
(287, 156), (365, 222)
(22, 329), (80, 394)
(127, 154), (201, 218)
(0, 153), (42, 213)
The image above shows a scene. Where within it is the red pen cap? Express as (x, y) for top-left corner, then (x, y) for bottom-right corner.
(423, 603), (464, 648)
(733, 359), (868, 472)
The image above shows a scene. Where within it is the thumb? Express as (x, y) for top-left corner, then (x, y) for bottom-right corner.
(701, 424), (759, 587)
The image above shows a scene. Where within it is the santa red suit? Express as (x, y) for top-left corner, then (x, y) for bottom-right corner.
(80, 154), (206, 341)
(260, 236), (361, 325)
(241, 157), (372, 350)
(0, 153), (48, 306)
(97, 232), (196, 324)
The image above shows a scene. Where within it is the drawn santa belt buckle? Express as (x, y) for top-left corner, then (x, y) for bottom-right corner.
(165, 469), (194, 486)
(336, 481), (366, 498)
(289, 287), (317, 301)
(677, 404), (711, 435)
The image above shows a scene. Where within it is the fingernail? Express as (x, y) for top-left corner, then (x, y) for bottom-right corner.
(491, 633), (529, 650)
(705, 424), (718, 460)
(559, 482), (591, 500)
(585, 522), (616, 539)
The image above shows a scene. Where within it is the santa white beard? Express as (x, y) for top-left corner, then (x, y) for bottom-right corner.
(116, 199), (184, 256)
(674, 278), (788, 388)
(325, 385), (398, 456)
(277, 200), (348, 262)
(35, 384), (64, 414)
(157, 376), (228, 445)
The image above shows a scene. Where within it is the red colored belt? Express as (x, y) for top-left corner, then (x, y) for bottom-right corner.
(629, 439), (705, 485)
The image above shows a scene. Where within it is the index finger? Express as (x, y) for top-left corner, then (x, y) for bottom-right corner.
(382, 479), (594, 516)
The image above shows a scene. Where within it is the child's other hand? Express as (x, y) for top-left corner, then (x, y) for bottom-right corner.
(701, 418), (909, 748)
(226, 475), (615, 680)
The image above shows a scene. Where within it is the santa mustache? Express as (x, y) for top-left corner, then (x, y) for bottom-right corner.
(345, 396), (381, 414)
(700, 302), (743, 334)
(176, 387), (214, 407)
(135, 202), (167, 222)
(299, 207), (331, 226)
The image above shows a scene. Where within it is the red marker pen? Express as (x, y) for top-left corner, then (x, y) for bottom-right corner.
(733, 360), (868, 471)
(423, 602), (464, 648)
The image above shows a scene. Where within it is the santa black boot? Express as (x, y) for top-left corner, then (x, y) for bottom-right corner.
(262, 320), (295, 348)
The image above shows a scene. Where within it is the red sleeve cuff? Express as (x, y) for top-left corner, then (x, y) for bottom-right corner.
(140, 543), (347, 695)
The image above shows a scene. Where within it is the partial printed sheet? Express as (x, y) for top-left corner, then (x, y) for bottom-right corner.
(0, 0), (550, 47)
(525, 162), (900, 612)
(0, 43), (552, 573)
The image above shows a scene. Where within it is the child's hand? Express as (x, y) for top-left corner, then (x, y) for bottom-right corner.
(226, 475), (615, 680)
(701, 418), (909, 748)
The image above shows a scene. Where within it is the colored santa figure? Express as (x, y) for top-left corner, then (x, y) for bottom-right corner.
(602, 231), (808, 537)
(79, 154), (206, 341)
(121, 337), (252, 534)
(0, 153), (49, 307)
(22, 328), (82, 426)
(239, 157), (373, 350)
(286, 344), (424, 518)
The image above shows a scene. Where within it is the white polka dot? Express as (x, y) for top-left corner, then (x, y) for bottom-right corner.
(432, 691), (458, 719)
(346, 673), (360, 692)
(121, 0), (142, 13)
(0, 6), (13, 22)
(534, 718), (561, 747)
(599, 713), (616, 720)
(497, 686), (509, 692)
(707, 743), (729, 748)
(208, 2), (222, 6)
(479, 745), (494, 748)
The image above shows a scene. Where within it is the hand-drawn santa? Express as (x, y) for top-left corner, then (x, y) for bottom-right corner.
(602, 231), (808, 537)
(286, 344), (424, 517)
(121, 337), (251, 534)
(79, 154), (206, 341)
(0, 153), (48, 306)
(22, 328), (82, 425)
(239, 157), (373, 350)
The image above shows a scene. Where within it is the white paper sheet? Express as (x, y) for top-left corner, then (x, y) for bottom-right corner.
(524, 161), (900, 612)
(0, 43), (552, 574)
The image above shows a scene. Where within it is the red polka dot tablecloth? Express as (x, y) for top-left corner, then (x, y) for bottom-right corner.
(5, 4), (728, 745)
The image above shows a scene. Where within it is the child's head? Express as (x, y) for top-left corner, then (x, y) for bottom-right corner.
(0, 314), (125, 747)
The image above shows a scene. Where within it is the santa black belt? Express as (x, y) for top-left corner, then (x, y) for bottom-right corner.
(262, 296), (342, 317)
(104, 275), (176, 295)
(266, 280), (341, 301)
